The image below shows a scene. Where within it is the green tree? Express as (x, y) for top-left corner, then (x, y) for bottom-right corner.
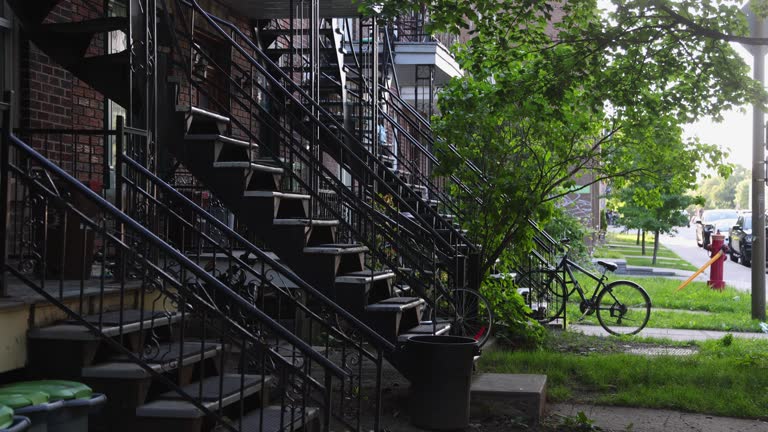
(696, 165), (750, 209)
(618, 185), (703, 263)
(735, 178), (751, 210)
(363, 0), (765, 274)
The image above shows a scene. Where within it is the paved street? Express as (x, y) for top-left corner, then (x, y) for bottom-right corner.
(655, 225), (760, 292)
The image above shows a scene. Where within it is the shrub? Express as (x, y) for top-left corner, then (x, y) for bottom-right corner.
(481, 275), (546, 349)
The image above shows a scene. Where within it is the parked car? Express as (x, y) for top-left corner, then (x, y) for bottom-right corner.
(695, 209), (739, 248)
(729, 212), (768, 266)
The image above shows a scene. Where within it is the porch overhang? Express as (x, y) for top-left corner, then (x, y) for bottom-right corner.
(392, 41), (463, 86)
(214, 0), (360, 19)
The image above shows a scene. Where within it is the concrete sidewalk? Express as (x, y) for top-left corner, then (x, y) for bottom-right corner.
(549, 403), (768, 432)
(570, 324), (768, 341)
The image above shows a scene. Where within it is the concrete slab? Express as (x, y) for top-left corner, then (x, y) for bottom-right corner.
(470, 373), (547, 423)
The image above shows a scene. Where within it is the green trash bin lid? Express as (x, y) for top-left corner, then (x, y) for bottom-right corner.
(0, 404), (14, 429)
(0, 389), (49, 408)
(1, 381), (92, 401)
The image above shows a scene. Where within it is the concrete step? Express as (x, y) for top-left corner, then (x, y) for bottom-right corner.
(470, 373), (547, 425)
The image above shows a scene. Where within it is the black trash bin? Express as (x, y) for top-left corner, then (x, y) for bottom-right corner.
(407, 335), (479, 431)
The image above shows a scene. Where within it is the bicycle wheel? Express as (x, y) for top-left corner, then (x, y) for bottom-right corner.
(596, 281), (651, 335)
(515, 270), (567, 323)
(434, 288), (493, 347)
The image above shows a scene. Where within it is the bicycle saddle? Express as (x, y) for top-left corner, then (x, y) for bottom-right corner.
(596, 260), (618, 272)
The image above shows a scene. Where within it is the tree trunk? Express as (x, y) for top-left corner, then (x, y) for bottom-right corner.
(636, 229), (641, 245)
(641, 230), (646, 255)
(653, 230), (660, 265)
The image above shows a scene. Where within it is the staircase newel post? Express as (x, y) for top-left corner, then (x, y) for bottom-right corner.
(114, 115), (125, 282)
(0, 91), (13, 297)
(374, 350), (383, 432)
(323, 371), (332, 432)
(115, 116), (125, 214)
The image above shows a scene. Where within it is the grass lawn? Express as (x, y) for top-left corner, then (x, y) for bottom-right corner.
(567, 277), (763, 332)
(594, 232), (697, 271)
(478, 331), (768, 418)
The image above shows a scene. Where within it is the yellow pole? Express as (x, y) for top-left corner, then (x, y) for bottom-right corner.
(677, 251), (723, 291)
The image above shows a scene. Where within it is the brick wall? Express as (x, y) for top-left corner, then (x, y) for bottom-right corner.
(19, 0), (106, 183)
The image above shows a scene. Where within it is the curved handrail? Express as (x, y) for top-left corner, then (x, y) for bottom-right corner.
(121, 154), (396, 352)
(9, 132), (348, 380)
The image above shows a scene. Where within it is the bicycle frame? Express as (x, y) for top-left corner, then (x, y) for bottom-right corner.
(554, 251), (610, 305)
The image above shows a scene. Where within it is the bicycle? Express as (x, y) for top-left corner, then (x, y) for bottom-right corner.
(516, 240), (651, 335)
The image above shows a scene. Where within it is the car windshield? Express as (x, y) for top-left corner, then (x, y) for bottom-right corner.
(743, 217), (752, 230)
(702, 210), (739, 223)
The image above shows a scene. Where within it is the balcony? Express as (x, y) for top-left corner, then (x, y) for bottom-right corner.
(216, 0), (359, 18)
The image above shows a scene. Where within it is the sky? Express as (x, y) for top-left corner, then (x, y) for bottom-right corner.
(683, 43), (756, 171)
(594, 0), (758, 172)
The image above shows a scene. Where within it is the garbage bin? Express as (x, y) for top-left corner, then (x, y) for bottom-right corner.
(406, 335), (479, 430)
(0, 404), (31, 432)
(0, 381), (106, 432)
(0, 390), (63, 432)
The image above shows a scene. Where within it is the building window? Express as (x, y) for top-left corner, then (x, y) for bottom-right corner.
(106, 0), (127, 189)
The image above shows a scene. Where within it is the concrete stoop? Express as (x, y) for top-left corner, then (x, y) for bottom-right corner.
(470, 373), (547, 424)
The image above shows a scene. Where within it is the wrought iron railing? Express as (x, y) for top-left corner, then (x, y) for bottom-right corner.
(0, 100), (360, 431)
(162, 0), (468, 308)
(392, 9), (459, 47)
(117, 118), (393, 430)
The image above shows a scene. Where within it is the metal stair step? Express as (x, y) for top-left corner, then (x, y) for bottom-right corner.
(397, 320), (452, 343)
(272, 218), (339, 227)
(265, 47), (339, 55)
(110, 340), (221, 364)
(260, 28), (335, 37)
(6, 0), (62, 27)
(335, 270), (395, 284)
(184, 134), (252, 148)
(137, 374), (270, 418)
(154, 373), (272, 404)
(243, 191), (310, 200)
(365, 297), (425, 313)
(212, 161), (284, 174)
(393, 284), (411, 296)
(81, 341), (221, 379)
(303, 244), (368, 255)
(36, 17), (128, 34)
(239, 406), (320, 432)
(180, 105), (230, 123)
(29, 310), (181, 341)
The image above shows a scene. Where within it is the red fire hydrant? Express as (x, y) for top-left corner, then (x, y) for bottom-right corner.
(705, 233), (728, 290)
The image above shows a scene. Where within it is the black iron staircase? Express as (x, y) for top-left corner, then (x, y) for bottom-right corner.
(0, 115), (354, 432)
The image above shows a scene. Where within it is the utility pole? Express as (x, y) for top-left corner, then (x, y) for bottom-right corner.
(743, 3), (767, 320)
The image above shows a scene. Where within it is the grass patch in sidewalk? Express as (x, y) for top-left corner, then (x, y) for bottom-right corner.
(594, 232), (696, 271)
(624, 257), (697, 271)
(566, 276), (763, 332)
(604, 246), (680, 259)
(478, 331), (768, 418)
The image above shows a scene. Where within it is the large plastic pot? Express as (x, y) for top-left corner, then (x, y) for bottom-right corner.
(0, 390), (63, 432)
(406, 335), (479, 430)
(0, 382), (105, 432)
